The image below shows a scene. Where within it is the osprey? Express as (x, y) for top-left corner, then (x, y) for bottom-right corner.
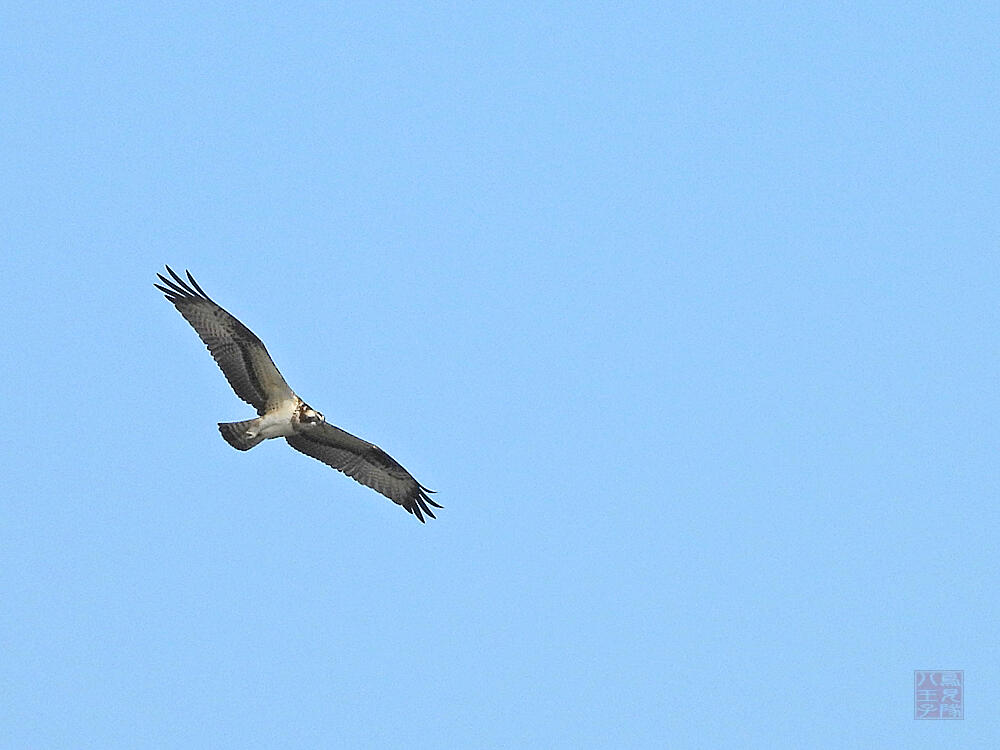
(155, 266), (440, 522)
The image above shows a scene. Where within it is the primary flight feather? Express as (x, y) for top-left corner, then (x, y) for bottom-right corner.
(155, 266), (440, 522)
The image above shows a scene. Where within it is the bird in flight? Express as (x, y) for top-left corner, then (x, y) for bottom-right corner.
(155, 266), (440, 522)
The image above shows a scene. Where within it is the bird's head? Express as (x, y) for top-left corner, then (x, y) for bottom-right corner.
(298, 403), (325, 426)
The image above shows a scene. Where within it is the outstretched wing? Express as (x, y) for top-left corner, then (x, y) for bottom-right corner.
(286, 423), (441, 522)
(155, 266), (295, 415)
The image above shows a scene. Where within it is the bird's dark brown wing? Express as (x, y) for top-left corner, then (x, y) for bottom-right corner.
(286, 423), (440, 522)
(155, 266), (295, 414)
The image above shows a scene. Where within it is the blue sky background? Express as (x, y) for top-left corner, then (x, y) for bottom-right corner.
(2, 2), (997, 747)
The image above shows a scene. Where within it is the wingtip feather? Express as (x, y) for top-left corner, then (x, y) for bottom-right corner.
(185, 269), (213, 301)
(165, 265), (187, 288)
(156, 265), (214, 303)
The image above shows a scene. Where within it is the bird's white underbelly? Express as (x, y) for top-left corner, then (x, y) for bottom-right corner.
(256, 400), (298, 439)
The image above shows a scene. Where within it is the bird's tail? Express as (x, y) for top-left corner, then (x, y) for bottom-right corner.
(218, 418), (265, 451)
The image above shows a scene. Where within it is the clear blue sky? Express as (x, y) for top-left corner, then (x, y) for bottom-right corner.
(2, 2), (997, 748)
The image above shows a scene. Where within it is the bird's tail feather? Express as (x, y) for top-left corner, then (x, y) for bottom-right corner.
(218, 418), (265, 451)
